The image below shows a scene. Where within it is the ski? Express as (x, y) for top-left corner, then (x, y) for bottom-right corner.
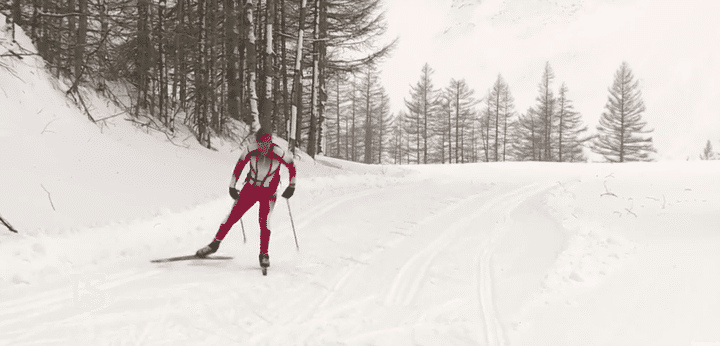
(262, 267), (268, 276)
(151, 255), (234, 263)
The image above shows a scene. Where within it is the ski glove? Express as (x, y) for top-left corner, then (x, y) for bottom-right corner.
(281, 185), (295, 199)
(229, 187), (239, 200)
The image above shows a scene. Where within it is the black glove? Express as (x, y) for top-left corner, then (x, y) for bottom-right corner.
(229, 187), (239, 200)
(281, 185), (295, 199)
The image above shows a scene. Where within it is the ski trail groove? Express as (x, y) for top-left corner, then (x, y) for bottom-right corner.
(0, 269), (160, 325)
(476, 182), (553, 346)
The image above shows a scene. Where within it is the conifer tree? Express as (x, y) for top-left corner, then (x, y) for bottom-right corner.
(700, 140), (715, 160)
(592, 62), (656, 162)
(511, 108), (542, 161)
(444, 79), (477, 163)
(360, 66), (382, 163)
(405, 63), (440, 164)
(499, 80), (516, 161)
(556, 83), (589, 162)
(535, 62), (557, 161)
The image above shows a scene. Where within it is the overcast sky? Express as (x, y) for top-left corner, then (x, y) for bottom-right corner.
(376, 0), (720, 160)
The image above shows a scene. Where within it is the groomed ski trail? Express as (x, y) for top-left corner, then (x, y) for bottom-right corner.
(0, 174), (561, 346)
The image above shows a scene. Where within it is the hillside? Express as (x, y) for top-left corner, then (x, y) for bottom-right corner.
(3, 14), (720, 345)
(1, 14), (253, 233)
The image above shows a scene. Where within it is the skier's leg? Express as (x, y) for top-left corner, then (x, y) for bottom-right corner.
(258, 190), (277, 256)
(215, 186), (258, 241)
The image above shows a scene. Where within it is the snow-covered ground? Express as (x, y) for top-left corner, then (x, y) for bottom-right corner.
(2, 157), (720, 346)
(3, 13), (720, 346)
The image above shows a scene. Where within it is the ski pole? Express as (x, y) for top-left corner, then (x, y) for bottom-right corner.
(240, 218), (247, 243)
(286, 199), (299, 251)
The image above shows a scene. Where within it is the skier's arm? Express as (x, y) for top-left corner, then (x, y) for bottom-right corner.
(276, 148), (296, 199)
(229, 149), (252, 188)
(279, 151), (296, 187)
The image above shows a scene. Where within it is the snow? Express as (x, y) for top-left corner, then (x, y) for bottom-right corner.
(3, 12), (720, 346)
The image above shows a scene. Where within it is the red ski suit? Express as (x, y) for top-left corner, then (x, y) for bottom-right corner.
(214, 142), (296, 255)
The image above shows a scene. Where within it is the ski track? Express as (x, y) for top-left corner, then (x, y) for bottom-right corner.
(474, 183), (554, 346)
(0, 269), (160, 323)
(0, 177), (561, 346)
(274, 180), (555, 346)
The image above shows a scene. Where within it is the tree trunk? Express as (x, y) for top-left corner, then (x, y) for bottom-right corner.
(225, 0), (239, 120)
(67, 0), (76, 75)
(174, 0), (186, 110)
(12, 0), (22, 26)
(195, 0), (207, 145)
(74, 0), (87, 82)
(137, 0), (150, 112)
(363, 69), (372, 164)
(245, 0), (261, 131)
(335, 74), (341, 158)
(208, 0), (219, 131)
(290, 0), (308, 153)
(316, 0), (328, 156)
(238, 1), (247, 123)
(272, 1), (282, 131)
(307, 0), (320, 157)
(280, 0), (289, 137)
(157, 0), (167, 126)
(262, 0), (276, 132)
(351, 82), (357, 161)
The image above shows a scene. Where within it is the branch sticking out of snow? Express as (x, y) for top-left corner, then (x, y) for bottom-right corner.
(0, 214), (18, 233)
(600, 181), (617, 197)
(40, 119), (57, 134)
(40, 184), (56, 211)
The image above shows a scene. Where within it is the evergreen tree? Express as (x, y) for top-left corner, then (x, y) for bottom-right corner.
(511, 108), (542, 161)
(556, 83), (590, 162)
(700, 140), (715, 160)
(444, 79), (477, 163)
(499, 80), (516, 161)
(534, 62), (557, 161)
(360, 66), (382, 163)
(405, 63), (440, 164)
(484, 75), (514, 162)
(592, 62), (656, 162)
(375, 90), (394, 164)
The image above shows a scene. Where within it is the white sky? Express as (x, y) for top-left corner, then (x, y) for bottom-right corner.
(377, 0), (720, 160)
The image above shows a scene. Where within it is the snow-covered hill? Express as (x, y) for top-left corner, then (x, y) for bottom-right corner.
(2, 12), (720, 346)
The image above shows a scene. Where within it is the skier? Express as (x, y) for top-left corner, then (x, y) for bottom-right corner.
(195, 129), (297, 269)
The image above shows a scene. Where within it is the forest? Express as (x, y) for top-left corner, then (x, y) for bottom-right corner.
(2, 0), (665, 163)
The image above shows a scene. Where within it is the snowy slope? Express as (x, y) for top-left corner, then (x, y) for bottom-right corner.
(0, 15), (244, 233)
(2, 158), (720, 345)
(3, 12), (720, 346)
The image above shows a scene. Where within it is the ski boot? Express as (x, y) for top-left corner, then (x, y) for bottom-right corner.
(196, 239), (220, 257)
(259, 253), (270, 268)
(259, 253), (270, 275)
